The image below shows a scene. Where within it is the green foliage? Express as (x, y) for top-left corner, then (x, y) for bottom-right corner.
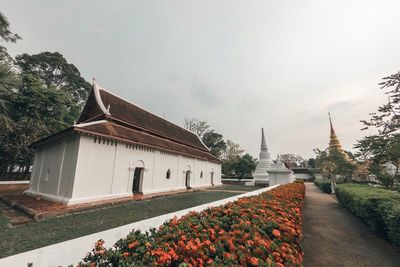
(356, 71), (400, 188)
(355, 134), (400, 188)
(0, 74), (74, 176)
(15, 51), (91, 115)
(0, 11), (20, 43)
(308, 158), (316, 168)
(335, 184), (400, 248)
(314, 180), (332, 193)
(202, 130), (226, 158)
(230, 153), (257, 179)
(314, 148), (356, 181)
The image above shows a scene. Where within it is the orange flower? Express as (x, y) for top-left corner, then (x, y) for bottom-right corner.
(249, 257), (259, 266)
(128, 241), (140, 249)
(122, 252), (129, 257)
(209, 245), (216, 253)
(272, 229), (281, 238)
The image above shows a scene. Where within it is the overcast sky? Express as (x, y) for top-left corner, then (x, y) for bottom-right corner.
(3, 1), (400, 158)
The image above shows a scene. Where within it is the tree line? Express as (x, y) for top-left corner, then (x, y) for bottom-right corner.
(183, 118), (257, 178)
(0, 12), (91, 179)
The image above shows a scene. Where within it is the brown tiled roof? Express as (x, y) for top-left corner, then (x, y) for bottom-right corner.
(40, 82), (221, 163)
(78, 84), (208, 153)
(75, 121), (220, 163)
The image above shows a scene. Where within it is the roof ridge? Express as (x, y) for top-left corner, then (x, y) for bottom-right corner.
(95, 81), (211, 152)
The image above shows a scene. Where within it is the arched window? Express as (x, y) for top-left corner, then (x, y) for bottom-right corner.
(200, 171), (203, 178)
(166, 169), (171, 179)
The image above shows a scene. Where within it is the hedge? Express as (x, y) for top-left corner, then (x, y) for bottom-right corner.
(314, 180), (332, 193)
(80, 183), (305, 266)
(335, 183), (400, 248)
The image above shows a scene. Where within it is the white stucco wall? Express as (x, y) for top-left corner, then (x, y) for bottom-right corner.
(268, 172), (293, 186)
(27, 135), (80, 201)
(294, 173), (311, 180)
(29, 134), (222, 204)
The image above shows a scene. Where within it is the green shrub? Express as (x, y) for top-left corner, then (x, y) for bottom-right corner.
(335, 183), (400, 248)
(314, 180), (332, 193)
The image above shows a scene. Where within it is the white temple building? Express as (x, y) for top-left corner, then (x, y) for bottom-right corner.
(26, 81), (222, 204)
(253, 128), (294, 186)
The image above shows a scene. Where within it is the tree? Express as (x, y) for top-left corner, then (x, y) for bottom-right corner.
(356, 71), (400, 188)
(231, 153), (257, 179)
(202, 130), (226, 158)
(183, 117), (210, 138)
(221, 140), (244, 175)
(279, 154), (308, 168)
(361, 72), (400, 135)
(0, 11), (20, 63)
(307, 158), (316, 168)
(355, 134), (400, 188)
(222, 140), (244, 161)
(0, 75), (73, 177)
(15, 52), (91, 119)
(313, 148), (355, 181)
(0, 12), (20, 43)
(0, 12), (20, 133)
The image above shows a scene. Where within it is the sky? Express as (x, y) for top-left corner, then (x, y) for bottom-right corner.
(2, 0), (400, 159)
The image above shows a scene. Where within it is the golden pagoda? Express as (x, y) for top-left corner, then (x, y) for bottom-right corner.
(328, 112), (346, 154)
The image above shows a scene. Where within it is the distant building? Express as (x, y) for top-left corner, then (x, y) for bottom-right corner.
(291, 168), (314, 181)
(26, 81), (221, 204)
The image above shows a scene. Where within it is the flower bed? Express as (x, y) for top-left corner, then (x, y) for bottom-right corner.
(80, 183), (305, 266)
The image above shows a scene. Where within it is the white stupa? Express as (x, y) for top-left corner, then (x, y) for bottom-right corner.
(253, 128), (294, 186)
(253, 128), (273, 185)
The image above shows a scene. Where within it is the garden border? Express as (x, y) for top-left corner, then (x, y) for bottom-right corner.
(0, 184), (280, 267)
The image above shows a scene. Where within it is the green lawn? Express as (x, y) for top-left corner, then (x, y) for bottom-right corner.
(0, 190), (243, 258)
(207, 185), (263, 192)
(0, 210), (9, 228)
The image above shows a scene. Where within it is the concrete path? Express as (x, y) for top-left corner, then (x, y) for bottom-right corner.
(303, 183), (400, 267)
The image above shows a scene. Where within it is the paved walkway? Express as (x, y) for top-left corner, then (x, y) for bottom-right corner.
(303, 183), (400, 267)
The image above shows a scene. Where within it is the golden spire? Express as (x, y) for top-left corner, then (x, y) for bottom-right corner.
(328, 112), (345, 153)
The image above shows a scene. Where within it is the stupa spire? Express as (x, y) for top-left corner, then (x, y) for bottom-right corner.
(329, 112), (335, 135)
(261, 128), (268, 151)
(328, 113), (344, 153)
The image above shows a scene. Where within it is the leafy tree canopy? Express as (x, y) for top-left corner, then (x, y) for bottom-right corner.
(202, 130), (226, 158)
(15, 52), (91, 104)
